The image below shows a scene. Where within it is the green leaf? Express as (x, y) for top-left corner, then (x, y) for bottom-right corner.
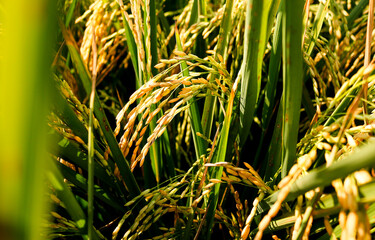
(258, 140), (375, 213)
(47, 160), (102, 240)
(65, 0), (77, 27)
(175, 28), (207, 159)
(117, 0), (140, 85)
(280, 0), (304, 177)
(261, 11), (283, 132)
(201, 0), (234, 139)
(206, 74), (241, 240)
(239, 0), (272, 146)
(255, 11), (282, 169)
(56, 161), (125, 212)
(60, 24), (141, 198)
(50, 131), (119, 188)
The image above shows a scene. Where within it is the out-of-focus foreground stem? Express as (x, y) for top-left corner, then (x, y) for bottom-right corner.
(0, 1), (55, 239)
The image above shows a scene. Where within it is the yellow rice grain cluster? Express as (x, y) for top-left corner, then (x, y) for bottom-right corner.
(329, 172), (372, 240)
(240, 192), (265, 240)
(254, 148), (317, 240)
(78, 0), (124, 81)
(114, 52), (234, 171)
(117, 162), (226, 240)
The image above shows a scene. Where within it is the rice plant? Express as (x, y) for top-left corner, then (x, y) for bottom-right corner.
(44, 0), (375, 239)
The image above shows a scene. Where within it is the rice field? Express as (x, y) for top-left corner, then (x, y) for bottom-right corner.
(2, 0), (375, 239)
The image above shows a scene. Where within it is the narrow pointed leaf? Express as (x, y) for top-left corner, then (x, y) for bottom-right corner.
(280, 0), (304, 177)
(239, 0), (271, 146)
(61, 24), (141, 197)
(258, 140), (375, 213)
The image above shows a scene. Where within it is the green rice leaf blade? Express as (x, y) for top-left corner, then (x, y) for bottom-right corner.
(280, 0), (304, 177)
(56, 161), (125, 212)
(61, 25), (141, 198)
(47, 160), (102, 240)
(201, 0), (234, 138)
(239, 0), (271, 146)
(175, 28), (207, 159)
(259, 140), (375, 213)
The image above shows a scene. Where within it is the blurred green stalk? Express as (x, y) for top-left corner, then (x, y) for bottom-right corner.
(0, 1), (55, 239)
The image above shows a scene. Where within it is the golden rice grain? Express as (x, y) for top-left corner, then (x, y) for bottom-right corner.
(322, 131), (331, 139)
(339, 210), (347, 229)
(257, 214), (271, 233)
(192, 78), (208, 84)
(154, 62), (166, 69)
(288, 164), (299, 177)
(226, 168), (239, 176)
(217, 54), (224, 63)
(278, 176), (291, 189)
(268, 201), (282, 218)
(174, 50), (186, 56)
(345, 211), (358, 239)
(209, 179), (223, 183)
(302, 215), (313, 240)
(206, 50), (215, 55)
(241, 225), (250, 240)
(354, 170), (372, 185)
